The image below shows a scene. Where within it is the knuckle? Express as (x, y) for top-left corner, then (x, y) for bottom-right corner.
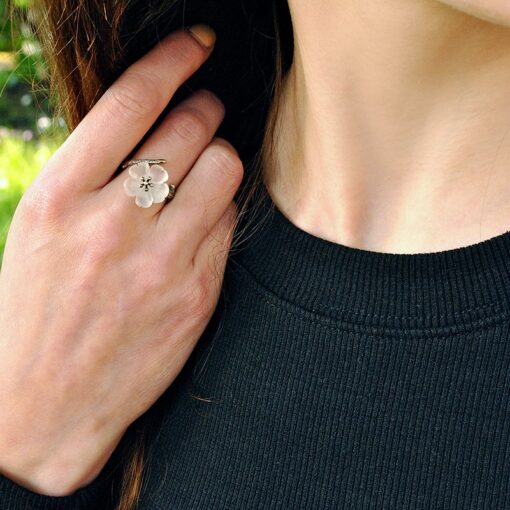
(206, 143), (244, 182)
(107, 72), (163, 118)
(20, 185), (63, 224)
(171, 107), (209, 144)
(182, 272), (214, 319)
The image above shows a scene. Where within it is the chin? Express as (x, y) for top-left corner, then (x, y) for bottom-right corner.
(439, 0), (510, 27)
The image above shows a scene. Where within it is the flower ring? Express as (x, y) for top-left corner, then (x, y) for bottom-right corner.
(122, 159), (176, 208)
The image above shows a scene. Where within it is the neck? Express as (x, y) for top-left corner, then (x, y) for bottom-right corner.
(266, 0), (510, 253)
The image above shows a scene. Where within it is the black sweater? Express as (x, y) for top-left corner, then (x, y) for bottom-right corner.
(1, 181), (510, 509)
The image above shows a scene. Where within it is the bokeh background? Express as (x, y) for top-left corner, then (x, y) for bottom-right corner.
(0, 0), (65, 261)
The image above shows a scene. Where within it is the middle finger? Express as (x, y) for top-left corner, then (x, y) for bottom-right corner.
(97, 88), (225, 218)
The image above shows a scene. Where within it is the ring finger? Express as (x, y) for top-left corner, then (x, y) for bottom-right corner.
(97, 88), (225, 219)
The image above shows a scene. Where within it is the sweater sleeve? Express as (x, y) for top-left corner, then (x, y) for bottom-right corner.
(0, 444), (123, 510)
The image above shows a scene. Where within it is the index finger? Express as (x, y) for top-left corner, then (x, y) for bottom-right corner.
(42, 25), (216, 192)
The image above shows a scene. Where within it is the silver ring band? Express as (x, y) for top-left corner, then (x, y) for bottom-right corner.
(121, 158), (167, 169)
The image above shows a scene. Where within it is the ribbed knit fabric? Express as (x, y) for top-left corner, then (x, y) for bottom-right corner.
(1, 181), (510, 509)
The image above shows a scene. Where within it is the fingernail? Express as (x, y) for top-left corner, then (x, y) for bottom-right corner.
(187, 24), (216, 48)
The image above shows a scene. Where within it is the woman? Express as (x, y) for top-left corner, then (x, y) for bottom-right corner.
(0, 0), (509, 508)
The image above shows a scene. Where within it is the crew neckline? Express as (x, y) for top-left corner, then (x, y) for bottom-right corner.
(233, 180), (510, 331)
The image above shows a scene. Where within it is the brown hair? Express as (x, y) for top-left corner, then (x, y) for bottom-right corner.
(14, 1), (292, 508)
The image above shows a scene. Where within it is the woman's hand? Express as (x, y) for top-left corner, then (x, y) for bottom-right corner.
(0, 25), (242, 497)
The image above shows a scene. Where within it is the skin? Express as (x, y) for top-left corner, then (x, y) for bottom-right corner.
(268, 0), (510, 253)
(0, 26), (243, 495)
(1, 0), (507, 498)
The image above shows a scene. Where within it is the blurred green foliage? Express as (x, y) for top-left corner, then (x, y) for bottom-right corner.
(0, 0), (65, 262)
(0, 134), (62, 257)
(0, 0), (55, 132)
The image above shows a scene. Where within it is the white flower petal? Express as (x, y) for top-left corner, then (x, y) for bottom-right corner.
(135, 190), (153, 208)
(123, 177), (141, 197)
(128, 161), (150, 179)
(149, 165), (168, 184)
(150, 182), (170, 203)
